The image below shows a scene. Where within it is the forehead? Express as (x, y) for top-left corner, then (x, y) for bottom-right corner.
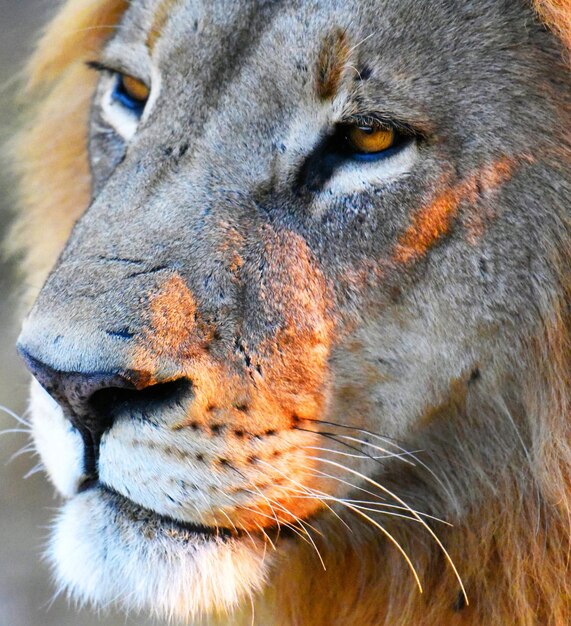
(105, 0), (540, 134)
(114, 0), (530, 71)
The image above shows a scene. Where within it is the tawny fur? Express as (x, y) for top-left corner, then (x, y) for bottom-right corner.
(9, 1), (571, 625)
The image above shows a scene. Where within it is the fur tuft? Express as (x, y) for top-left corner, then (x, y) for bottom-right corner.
(534, 0), (571, 54)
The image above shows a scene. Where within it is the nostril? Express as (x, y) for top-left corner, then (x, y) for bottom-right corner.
(89, 378), (192, 420)
(17, 343), (192, 476)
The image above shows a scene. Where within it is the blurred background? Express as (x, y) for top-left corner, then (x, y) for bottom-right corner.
(0, 2), (157, 624)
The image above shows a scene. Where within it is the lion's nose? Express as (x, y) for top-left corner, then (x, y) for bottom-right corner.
(17, 345), (190, 474)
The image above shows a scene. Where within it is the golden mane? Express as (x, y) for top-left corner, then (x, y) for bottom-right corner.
(10, 1), (571, 624)
(9, 0), (127, 294)
(534, 0), (571, 52)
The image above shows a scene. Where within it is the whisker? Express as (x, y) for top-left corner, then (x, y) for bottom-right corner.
(24, 462), (44, 479)
(301, 464), (388, 504)
(308, 455), (468, 605)
(9, 443), (37, 463)
(235, 503), (313, 550)
(290, 491), (452, 526)
(296, 426), (415, 468)
(300, 463), (451, 532)
(302, 417), (456, 504)
(337, 435), (422, 464)
(332, 497), (423, 592)
(302, 444), (399, 460)
(339, 499), (452, 526)
(218, 508), (240, 534)
(254, 522), (277, 551)
(0, 404), (30, 427)
(0, 428), (31, 436)
(256, 459), (351, 531)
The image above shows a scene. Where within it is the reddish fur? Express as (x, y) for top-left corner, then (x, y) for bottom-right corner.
(316, 29), (351, 100)
(534, 0), (571, 55)
(394, 158), (515, 264)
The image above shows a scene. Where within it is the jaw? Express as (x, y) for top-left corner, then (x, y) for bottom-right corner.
(49, 486), (273, 622)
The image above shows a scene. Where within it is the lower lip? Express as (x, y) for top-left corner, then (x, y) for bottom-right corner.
(79, 480), (237, 540)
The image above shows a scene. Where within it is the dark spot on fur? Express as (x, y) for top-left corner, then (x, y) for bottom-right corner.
(479, 257), (488, 277)
(453, 590), (467, 612)
(265, 429), (276, 437)
(126, 264), (169, 279)
(468, 368), (481, 383)
(247, 455), (258, 465)
(234, 429), (246, 438)
(357, 64), (372, 80)
(211, 423), (224, 435)
(235, 337), (252, 368)
(196, 453), (205, 463)
(105, 327), (135, 340)
(291, 413), (301, 426)
(235, 403), (249, 412)
(389, 285), (402, 303)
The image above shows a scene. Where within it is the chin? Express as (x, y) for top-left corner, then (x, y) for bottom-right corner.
(49, 487), (271, 622)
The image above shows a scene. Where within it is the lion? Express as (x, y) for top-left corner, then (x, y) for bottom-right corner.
(7, 0), (571, 624)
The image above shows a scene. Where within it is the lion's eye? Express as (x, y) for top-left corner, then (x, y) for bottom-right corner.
(344, 124), (396, 160)
(112, 74), (150, 116)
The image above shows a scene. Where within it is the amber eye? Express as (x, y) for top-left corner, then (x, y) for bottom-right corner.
(113, 73), (150, 115)
(346, 124), (396, 156)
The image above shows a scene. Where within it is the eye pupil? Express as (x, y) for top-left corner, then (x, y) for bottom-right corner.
(346, 124), (396, 157)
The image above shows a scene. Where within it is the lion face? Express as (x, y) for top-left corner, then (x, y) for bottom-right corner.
(15, 0), (571, 621)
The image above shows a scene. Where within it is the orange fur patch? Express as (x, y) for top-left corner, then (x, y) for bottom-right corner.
(147, 0), (183, 51)
(394, 158), (515, 264)
(534, 0), (571, 53)
(316, 29), (351, 100)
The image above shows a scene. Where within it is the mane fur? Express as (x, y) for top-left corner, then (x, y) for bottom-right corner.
(534, 0), (571, 53)
(8, 0), (127, 296)
(10, 1), (571, 624)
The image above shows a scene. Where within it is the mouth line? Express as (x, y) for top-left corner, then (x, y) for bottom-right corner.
(78, 478), (237, 540)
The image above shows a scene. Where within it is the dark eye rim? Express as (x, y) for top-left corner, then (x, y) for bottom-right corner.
(295, 117), (419, 193)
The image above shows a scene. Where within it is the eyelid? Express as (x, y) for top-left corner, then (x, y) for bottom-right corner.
(341, 113), (421, 139)
(86, 59), (128, 77)
(86, 59), (151, 87)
